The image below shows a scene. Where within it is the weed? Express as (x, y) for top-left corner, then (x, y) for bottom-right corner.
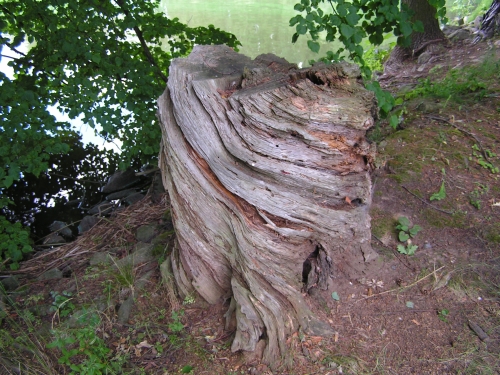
(438, 308), (449, 322)
(469, 183), (488, 210)
(430, 181), (446, 201)
(49, 290), (75, 318)
(469, 144), (499, 174)
(168, 309), (185, 333)
(397, 242), (419, 255)
(396, 217), (422, 242)
(396, 217), (421, 256)
(48, 310), (123, 374)
(403, 55), (500, 103)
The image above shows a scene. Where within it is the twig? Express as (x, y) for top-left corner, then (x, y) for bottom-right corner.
(355, 266), (445, 302)
(401, 185), (454, 215)
(424, 115), (490, 161)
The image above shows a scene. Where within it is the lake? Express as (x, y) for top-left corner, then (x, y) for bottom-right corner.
(159, 0), (337, 67)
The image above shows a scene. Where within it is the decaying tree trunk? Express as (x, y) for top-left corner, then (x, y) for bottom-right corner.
(157, 45), (378, 368)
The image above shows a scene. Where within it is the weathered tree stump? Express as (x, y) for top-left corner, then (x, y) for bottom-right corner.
(157, 45), (378, 367)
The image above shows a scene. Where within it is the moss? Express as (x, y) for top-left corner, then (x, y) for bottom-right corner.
(483, 223), (500, 244)
(370, 208), (395, 238)
(422, 209), (467, 229)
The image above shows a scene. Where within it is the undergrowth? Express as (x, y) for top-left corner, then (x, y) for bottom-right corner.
(403, 54), (500, 102)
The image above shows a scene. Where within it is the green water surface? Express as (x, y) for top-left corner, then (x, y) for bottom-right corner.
(160, 0), (338, 66)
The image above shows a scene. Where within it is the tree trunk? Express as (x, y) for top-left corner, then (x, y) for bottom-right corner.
(157, 45), (378, 368)
(386, 0), (446, 67)
(475, 0), (500, 41)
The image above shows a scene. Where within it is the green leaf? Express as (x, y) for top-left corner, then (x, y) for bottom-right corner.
(307, 40), (320, 53)
(406, 301), (414, 308)
(389, 114), (399, 129)
(397, 244), (408, 254)
(399, 231), (410, 242)
(413, 20), (424, 32)
(398, 217), (410, 227)
(180, 365), (193, 373)
(430, 181), (446, 201)
(409, 225), (422, 237)
(340, 24), (354, 39)
(331, 292), (340, 301)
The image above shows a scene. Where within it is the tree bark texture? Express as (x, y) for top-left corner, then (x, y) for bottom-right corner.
(387, 0), (446, 66)
(157, 45), (378, 367)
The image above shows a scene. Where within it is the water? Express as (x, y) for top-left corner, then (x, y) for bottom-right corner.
(160, 0), (337, 66)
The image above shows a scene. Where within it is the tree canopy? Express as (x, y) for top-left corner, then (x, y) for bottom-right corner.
(0, 0), (240, 269)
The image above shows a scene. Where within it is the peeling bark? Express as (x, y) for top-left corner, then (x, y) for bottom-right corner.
(157, 45), (378, 368)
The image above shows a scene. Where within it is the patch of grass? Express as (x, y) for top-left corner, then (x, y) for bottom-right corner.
(404, 54), (500, 103)
(422, 209), (467, 229)
(370, 208), (394, 239)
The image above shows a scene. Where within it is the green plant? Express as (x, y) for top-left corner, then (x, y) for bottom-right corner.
(469, 144), (499, 174)
(404, 56), (500, 103)
(437, 308), (449, 322)
(396, 217), (422, 242)
(48, 310), (120, 374)
(396, 217), (421, 255)
(168, 309), (185, 333)
(49, 291), (75, 318)
(430, 181), (446, 201)
(468, 183), (488, 210)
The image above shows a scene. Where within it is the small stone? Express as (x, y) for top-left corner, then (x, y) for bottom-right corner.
(78, 216), (100, 234)
(1, 276), (20, 291)
(117, 295), (134, 324)
(37, 268), (63, 281)
(89, 252), (112, 266)
(136, 224), (158, 243)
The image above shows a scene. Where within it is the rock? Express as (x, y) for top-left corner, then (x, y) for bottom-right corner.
(78, 216), (100, 234)
(124, 192), (144, 205)
(135, 270), (154, 290)
(136, 225), (158, 243)
(89, 252), (112, 266)
(115, 243), (154, 268)
(442, 25), (462, 36)
(49, 221), (73, 238)
(117, 295), (134, 324)
(43, 233), (66, 245)
(88, 201), (114, 216)
(37, 268), (63, 281)
(102, 167), (141, 194)
(105, 188), (139, 201)
(449, 29), (471, 41)
(417, 51), (432, 65)
(1, 276), (20, 291)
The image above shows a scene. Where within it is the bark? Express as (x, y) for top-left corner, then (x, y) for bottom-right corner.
(386, 0), (446, 67)
(475, 0), (500, 42)
(157, 45), (378, 368)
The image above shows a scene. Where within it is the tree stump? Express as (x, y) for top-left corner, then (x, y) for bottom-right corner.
(157, 45), (378, 367)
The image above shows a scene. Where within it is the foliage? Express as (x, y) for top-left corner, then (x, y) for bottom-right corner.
(290, 0), (425, 120)
(437, 308), (449, 322)
(0, 216), (32, 270)
(49, 290), (76, 318)
(396, 217), (422, 242)
(470, 144), (498, 174)
(403, 55), (500, 102)
(48, 310), (122, 374)
(1, 0), (240, 267)
(168, 309), (185, 333)
(363, 43), (394, 72)
(430, 181), (447, 201)
(290, 0), (424, 76)
(396, 217), (421, 255)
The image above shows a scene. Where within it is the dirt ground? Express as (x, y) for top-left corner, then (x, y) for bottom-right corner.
(1, 35), (499, 375)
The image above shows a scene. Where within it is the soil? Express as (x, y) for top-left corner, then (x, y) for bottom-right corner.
(1, 35), (499, 375)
